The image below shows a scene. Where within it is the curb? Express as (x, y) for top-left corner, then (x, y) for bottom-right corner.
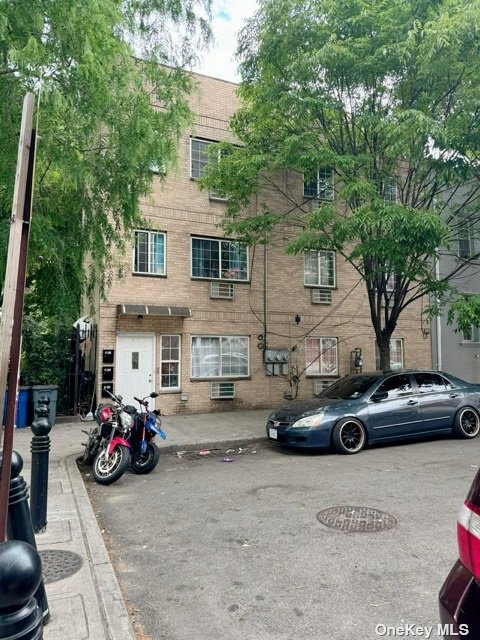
(159, 434), (267, 455)
(65, 454), (135, 640)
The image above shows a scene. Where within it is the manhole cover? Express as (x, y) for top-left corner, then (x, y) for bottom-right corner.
(39, 550), (83, 583)
(316, 506), (397, 533)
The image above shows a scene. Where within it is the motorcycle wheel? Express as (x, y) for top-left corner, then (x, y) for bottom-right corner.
(92, 445), (130, 485)
(131, 442), (160, 475)
(82, 427), (100, 466)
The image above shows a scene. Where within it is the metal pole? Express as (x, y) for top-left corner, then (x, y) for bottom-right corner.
(2, 451), (50, 623)
(0, 540), (43, 639)
(74, 324), (80, 414)
(30, 397), (52, 534)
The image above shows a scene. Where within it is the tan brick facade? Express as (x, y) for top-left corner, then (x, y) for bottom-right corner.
(92, 72), (432, 414)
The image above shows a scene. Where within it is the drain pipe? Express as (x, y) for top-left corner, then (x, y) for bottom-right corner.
(435, 253), (442, 371)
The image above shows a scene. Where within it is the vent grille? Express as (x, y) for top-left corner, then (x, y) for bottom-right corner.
(313, 379), (333, 396)
(210, 282), (235, 299)
(211, 382), (235, 399)
(311, 289), (332, 304)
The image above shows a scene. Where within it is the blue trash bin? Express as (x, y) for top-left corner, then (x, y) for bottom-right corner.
(3, 387), (30, 428)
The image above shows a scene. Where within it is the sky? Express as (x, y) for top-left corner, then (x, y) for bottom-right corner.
(193, 0), (258, 83)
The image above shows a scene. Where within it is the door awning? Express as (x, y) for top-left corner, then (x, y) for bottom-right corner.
(116, 304), (192, 318)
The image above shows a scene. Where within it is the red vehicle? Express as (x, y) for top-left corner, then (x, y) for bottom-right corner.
(439, 469), (480, 637)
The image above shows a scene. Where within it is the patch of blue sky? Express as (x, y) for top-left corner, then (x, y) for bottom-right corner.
(216, 9), (231, 21)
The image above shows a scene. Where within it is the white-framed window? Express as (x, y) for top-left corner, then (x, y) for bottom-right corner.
(190, 137), (229, 200)
(304, 167), (334, 200)
(191, 336), (249, 379)
(133, 230), (165, 275)
(463, 326), (480, 342)
(305, 337), (338, 376)
(160, 335), (180, 390)
(191, 237), (248, 281)
(190, 138), (215, 179)
(191, 137), (226, 178)
(382, 177), (397, 203)
(375, 338), (404, 370)
(304, 250), (336, 288)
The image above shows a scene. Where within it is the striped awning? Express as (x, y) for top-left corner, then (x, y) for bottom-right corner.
(116, 304), (192, 318)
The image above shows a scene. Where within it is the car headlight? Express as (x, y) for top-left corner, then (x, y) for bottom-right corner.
(291, 410), (325, 429)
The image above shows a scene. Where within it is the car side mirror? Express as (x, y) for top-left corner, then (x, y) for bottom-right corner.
(150, 392), (159, 398)
(371, 390), (388, 402)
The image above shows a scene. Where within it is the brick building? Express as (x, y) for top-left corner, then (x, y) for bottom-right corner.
(90, 72), (432, 414)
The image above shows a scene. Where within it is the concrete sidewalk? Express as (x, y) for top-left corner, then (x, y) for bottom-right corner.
(10, 408), (271, 639)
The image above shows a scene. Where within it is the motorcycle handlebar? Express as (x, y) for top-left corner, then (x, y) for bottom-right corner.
(105, 389), (124, 405)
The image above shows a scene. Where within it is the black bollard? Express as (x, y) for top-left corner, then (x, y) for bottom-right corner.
(0, 451), (50, 624)
(0, 540), (43, 639)
(30, 396), (52, 534)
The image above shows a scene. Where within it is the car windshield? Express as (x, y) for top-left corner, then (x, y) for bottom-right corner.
(320, 375), (379, 400)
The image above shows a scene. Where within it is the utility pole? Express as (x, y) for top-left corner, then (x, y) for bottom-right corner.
(0, 92), (36, 541)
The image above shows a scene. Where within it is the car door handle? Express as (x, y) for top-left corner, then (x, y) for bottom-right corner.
(407, 399), (418, 405)
(449, 393), (459, 398)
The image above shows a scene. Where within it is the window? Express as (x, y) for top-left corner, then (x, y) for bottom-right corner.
(304, 250), (336, 287)
(191, 336), (249, 378)
(413, 372), (451, 393)
(304, 167), (334, 200)
(386, 273), (395, 292)
(305, 337), (338, 376)
(190, 138), (229, 200)
(458, 218), (475, 259)
(382, 178), (397, 204)
(190, 138), (214, 179)
(191, 237), (248, 281)
(463, 326), (480, 342)
(133, 230), (165, 275)
(161, 335), (180, 390)
(375, 338), (404, 370)
(376, 374), (412, 399)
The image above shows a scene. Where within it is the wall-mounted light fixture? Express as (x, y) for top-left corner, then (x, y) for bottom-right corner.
(295, 314), (301, 325)
(421, 326), (430, 339)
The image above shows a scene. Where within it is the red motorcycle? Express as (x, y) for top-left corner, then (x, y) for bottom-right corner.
(91, 393), (134, 485)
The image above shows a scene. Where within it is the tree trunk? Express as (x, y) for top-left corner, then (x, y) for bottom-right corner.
(378, 335), (391, 370)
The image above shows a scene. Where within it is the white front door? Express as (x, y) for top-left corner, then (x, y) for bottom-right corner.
(116, 333), (155, 404)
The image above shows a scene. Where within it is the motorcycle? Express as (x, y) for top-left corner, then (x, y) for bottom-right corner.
(129, 392), (166, 474)
(81, 402), (114, 466)
(81, 390), (166, 483)
(90, 391), (135, 485)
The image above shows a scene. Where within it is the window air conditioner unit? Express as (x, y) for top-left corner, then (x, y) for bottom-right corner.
(209, 190), (229, 201)
(311, 289), (332, 305)
(313, 379), (333, 396)
(210, 282), (235, 299)
(211, 381), (235, 399)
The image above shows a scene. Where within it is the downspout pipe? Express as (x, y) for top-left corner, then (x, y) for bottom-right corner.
(435, 252), (442, 371)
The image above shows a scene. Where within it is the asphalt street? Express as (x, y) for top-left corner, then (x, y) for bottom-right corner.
(83, 436), (480, 640)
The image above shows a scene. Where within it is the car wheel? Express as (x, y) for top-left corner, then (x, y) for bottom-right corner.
(332, 418), (366, 454)
(453, 407), (480, 439)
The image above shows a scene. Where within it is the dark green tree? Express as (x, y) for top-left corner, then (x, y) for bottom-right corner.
(203, 0), (480, 368)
